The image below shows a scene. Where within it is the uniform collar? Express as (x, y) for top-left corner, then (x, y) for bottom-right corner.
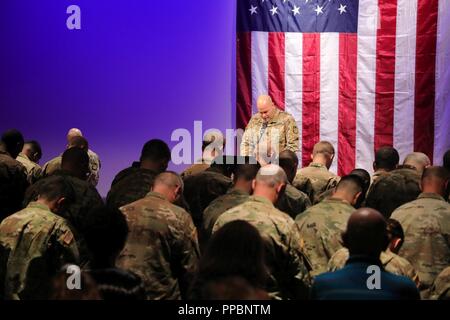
(417, 192), (445, 201)
(323, 197), (352, 206)
(17, 152), (30, 160)
(249, 195), (274, 207)
(146, 191), (167, 201)
(227, 188), (249, 196)
(308, 162), (327, 170)
(27, 201), (51, 211)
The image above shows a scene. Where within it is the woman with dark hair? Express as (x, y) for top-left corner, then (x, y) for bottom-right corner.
(190, 220), (269, 300)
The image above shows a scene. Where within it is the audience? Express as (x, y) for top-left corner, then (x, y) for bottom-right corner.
(0, 127), (448, 301)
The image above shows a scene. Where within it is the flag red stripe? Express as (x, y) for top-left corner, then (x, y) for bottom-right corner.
(374, 0), (398, 152)
(236, 32), (252, 129)
(414, 0), (438, 163)
(338, 34), (358, 176)
(268, 32), (285, 110)
(302, 34), (321, 167)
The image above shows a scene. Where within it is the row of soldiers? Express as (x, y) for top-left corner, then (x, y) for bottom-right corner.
(0, 127), (449, 299)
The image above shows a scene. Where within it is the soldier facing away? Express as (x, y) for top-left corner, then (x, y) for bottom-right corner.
(0, 175), (79, 300)
(16, 140), (43, 184)
(295, 175), (363, 276)
(117, 171), (200, 300)
(213, 164), (312, 300)
(391, 166), (450, 298)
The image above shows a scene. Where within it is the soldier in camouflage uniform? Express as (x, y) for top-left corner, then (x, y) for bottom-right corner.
(391, 166), (450, 298)
(202, 158), (260, 243)
(429, 267), (450, 300)
(240, 95), (299, 160)
(371, 146), (400, 184)
(107, 139), (171, 209)
(402, 152), (431, 175)
(181, 130), (225, 179)
(327, 218), (420, 286)
(276, 150), (311, 219)
(295, 175), (363, 276)
(213, 165), (311, 300)
(16, 141), (42, 184)
(0, 175), (79, 300)
(0, 130), (29, 222)
(23, 148), (103, 266)
(293, 141), (340, 204)
(117, 172), (200, 300)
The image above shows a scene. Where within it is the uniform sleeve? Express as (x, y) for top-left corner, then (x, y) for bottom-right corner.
(284, 115), (300, 153)
(52, 224), (80, 270)
(283, 222), (312, 299)
(240, 119), (256, 156)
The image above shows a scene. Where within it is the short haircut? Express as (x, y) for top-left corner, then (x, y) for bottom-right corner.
(444, 150), (450, 171)
(312, 141), (335, 156)
(82, 205), (129, 264)
(335, 174), (364, 196)
(62, 147), (89, 168)
(365, 173), (421, 218)
(37, 175), (75, 204)
(68, 136), (89, 150)
(233, 158), (261, 182)
(1, 129), (24, 155)
(387, 218), (404, 242)
(255, 164), (288, 187)
(278, 150), (299, 171)
(374, 146), (399, 171)
(25, 140), (42, 157)
(422, 166), (450, 183)
(403, 152), (431, 169)
(140, 139), (171, 162)
(154, 171), (184, 192)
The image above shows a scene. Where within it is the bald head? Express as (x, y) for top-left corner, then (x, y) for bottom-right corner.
(253, 164), (288, 204)
(256, 95), (277, 123)
(342, 208), (387, 257)
(152, 171), (184, 203)
(421, 166), (450, 196)
(67, 128), (83, 142)
(403, 152), (431, 174)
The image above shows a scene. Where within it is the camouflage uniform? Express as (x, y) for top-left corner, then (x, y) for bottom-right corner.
(180, 161), (210, 179)
(106, 167), (157, 209)
(117, 191), (200, 300)
(0, 202), (79, 300)
(295, 198), (354, 277)
(293, 163), (340, 204)
(240, 108), (299, 157)
(0, 150), (28, 222)
(327, 248), (420, 287)
(41, 155), (62, 178)
(202, 188), (249, 241)
(276, 183), (311, 219)
(213, 196), (312, 300)
(391, 192), (450, 296)
(87, 149), (101, 187)
(23, 172), (104, 266)
(429, 267), (450, 300)
(16, 152), (42, 184)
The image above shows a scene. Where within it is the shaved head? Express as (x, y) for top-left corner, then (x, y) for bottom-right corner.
(153, 171), (184, 192)
(311, 141), (335, 169)
(403, 152), (431, 174)
(255, 164), (288, 188)
(256, 95), (277, 123)
(67, 128), (83, 142)
(421, 166), (450, 196)
(343, 208), (387, 257)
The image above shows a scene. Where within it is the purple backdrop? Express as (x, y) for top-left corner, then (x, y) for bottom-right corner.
(0, 0), (236, 196)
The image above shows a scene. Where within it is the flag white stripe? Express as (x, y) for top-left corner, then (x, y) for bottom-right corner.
(355, 1), (378, 173)
(320, 33), (340, 174)
(434, 0), (450, 165)
(251, 31), (269, 115)
(285, 32), (304, 165)
(393, 0), (418, 163)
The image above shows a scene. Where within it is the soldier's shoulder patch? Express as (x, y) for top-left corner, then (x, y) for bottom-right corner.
(60, 230), (74, 246)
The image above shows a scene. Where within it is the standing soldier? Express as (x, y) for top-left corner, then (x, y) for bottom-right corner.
(0, 175), (79, 300)
(213, 165), (311, 300)
(240, 95), (299, 161)
(293, 141), (340, 204)
(16, 140), (43, 184)
(295, 175), (363, 276)
(391, 166), (450, 298)
(117, 172), (200, 300)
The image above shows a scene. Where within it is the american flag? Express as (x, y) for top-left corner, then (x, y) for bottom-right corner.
(236, 0), (450, 175)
